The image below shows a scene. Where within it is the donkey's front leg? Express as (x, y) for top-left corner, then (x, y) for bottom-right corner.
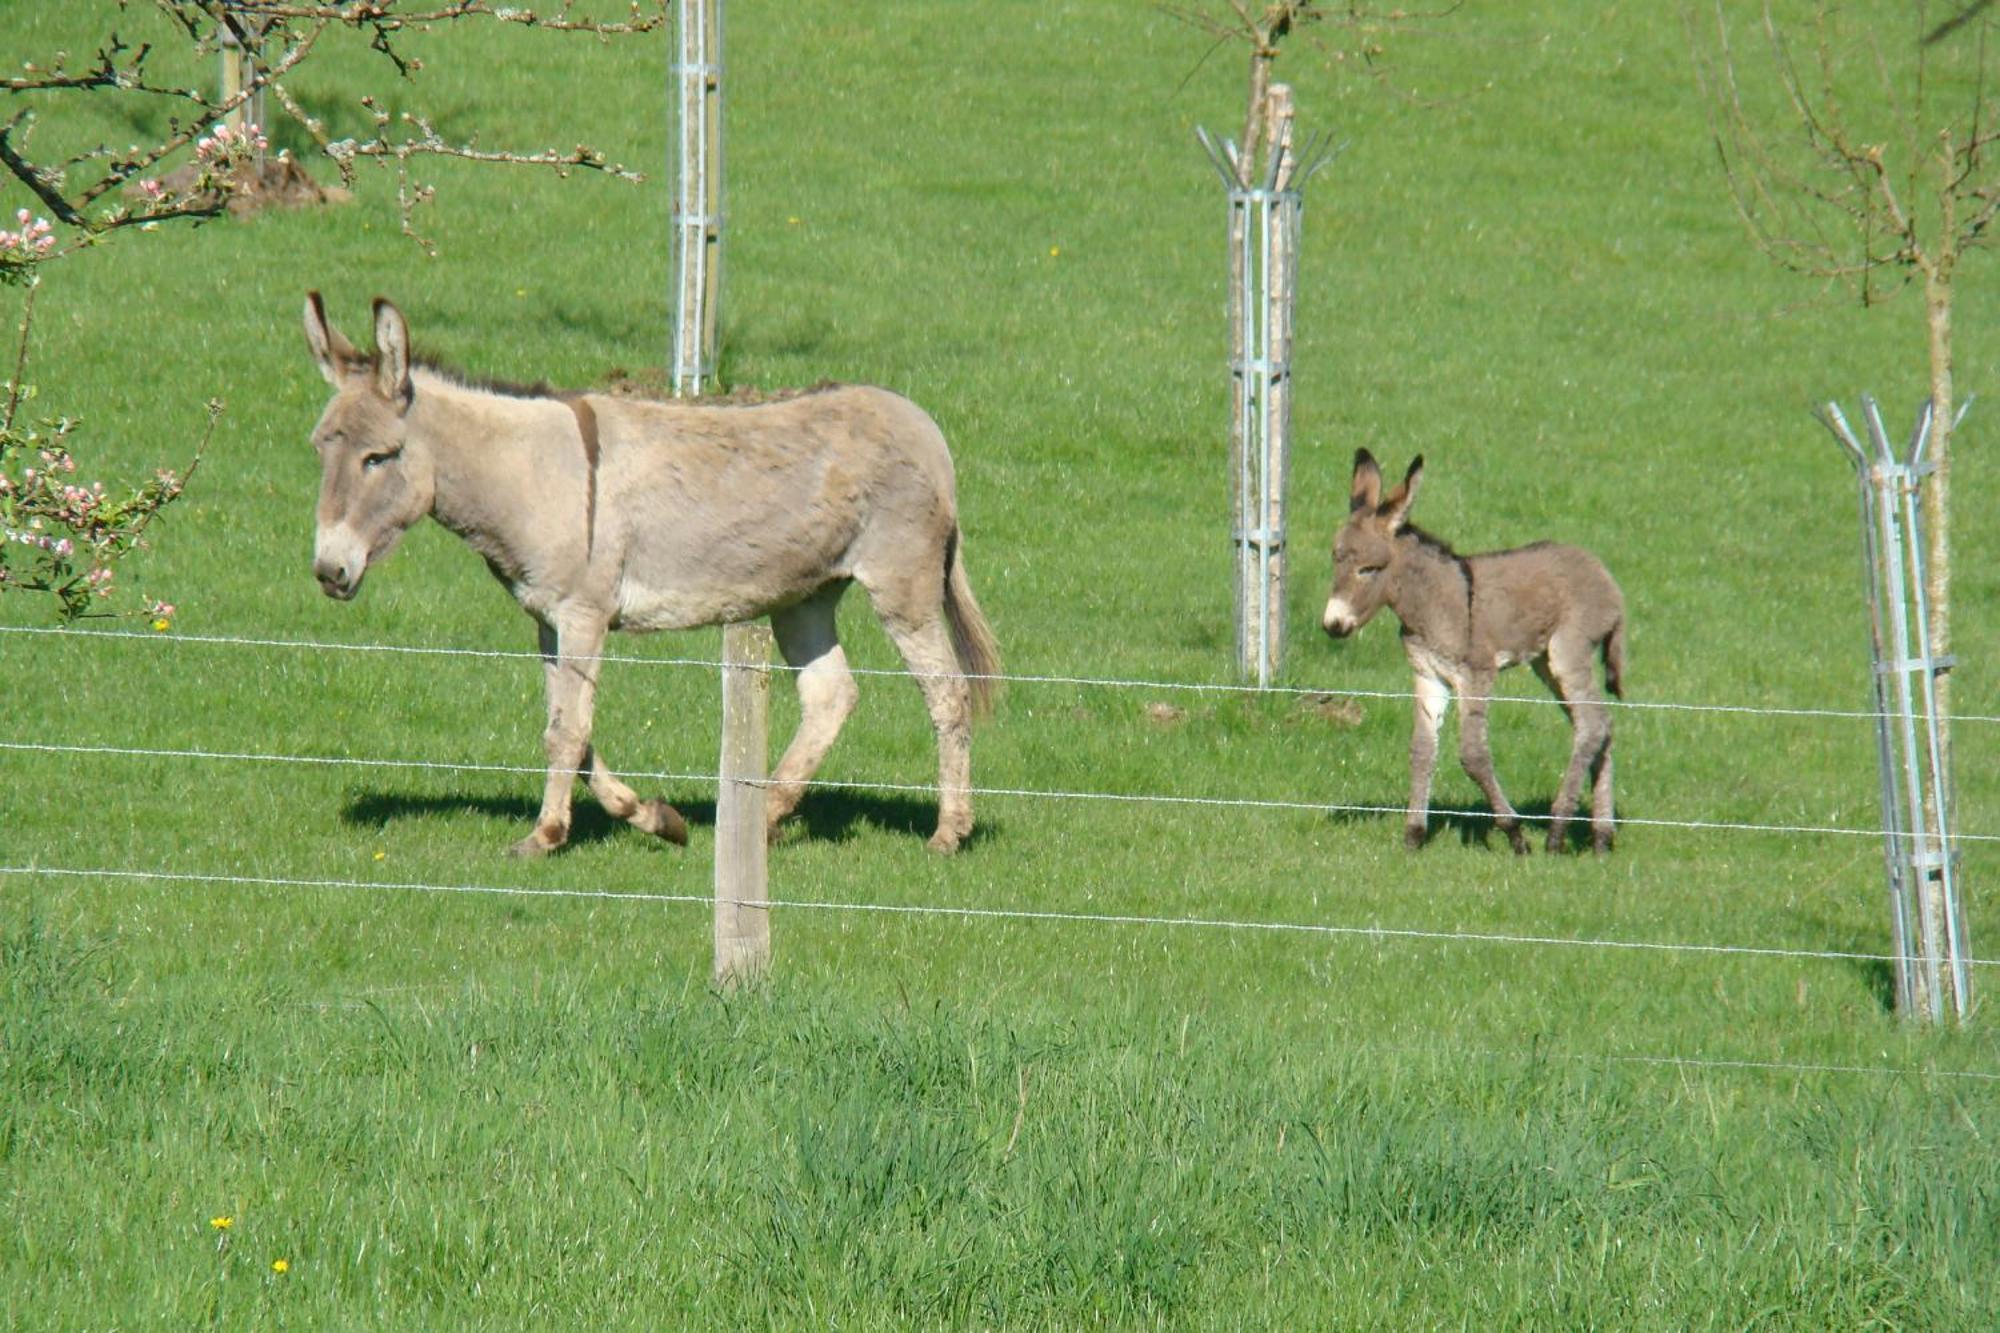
(510, 614), (611, 858)
(1404, 672), (1451, 850)
(1457, 675), (1530, 855)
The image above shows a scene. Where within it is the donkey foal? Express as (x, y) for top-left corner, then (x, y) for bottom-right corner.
(1322, 450), (1625, 854)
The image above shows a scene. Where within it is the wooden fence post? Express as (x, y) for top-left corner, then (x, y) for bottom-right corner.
(714, 620), (771, 986)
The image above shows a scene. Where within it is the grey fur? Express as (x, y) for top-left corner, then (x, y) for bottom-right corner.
(1322, 450), (1624, 855)
(304, 294), (1000, 856)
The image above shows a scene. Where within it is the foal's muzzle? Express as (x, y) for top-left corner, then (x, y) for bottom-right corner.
(1322, 598), (1358, 638)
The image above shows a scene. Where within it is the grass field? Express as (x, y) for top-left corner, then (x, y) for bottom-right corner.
(5, 1), (2000, 1325)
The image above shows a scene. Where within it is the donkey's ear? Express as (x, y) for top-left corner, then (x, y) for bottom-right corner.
(303, 291), (355, 387)
(1349, 448), (1382, 512)
(371, 297), (413, 409)
(1380, 454), (1424, 527)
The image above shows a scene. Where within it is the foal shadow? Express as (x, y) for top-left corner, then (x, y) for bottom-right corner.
(1321, 796), (1605, 853)
(340, 790), (718, 849)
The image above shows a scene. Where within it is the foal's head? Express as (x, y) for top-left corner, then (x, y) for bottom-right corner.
(301, 292), (430, 601)
(1322, 449), (1423, 639)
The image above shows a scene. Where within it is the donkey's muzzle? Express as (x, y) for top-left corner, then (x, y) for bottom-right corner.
(314, 558), (360, 600)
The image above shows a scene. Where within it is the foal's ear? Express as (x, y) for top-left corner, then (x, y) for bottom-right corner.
(1349, 448), (1382, 512)
(1380, 454), (1424, 527)
(303, 291), (355, 387)
(371, 297), (413, 409)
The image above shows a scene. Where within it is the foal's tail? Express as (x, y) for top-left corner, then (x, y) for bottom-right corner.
(1602, 617), (1627, 699)
(943, 526), (1003, 716)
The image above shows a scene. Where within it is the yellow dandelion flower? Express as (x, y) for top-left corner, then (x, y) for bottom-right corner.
(151, 618), (171, 632)
(210, 1216), (232, 1230)
(1049, 245), (1061, 257)
(373, 850), (386, 861)
(271, 1258), (290, 1274)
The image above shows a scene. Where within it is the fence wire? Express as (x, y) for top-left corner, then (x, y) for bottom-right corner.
(6, 736), (1993, 845)
(7, 622), (1997, 725)
(7, 860), (1997, 972)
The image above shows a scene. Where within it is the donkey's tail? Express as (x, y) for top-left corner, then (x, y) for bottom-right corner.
(943, 526), (1003, 716)
(1602, 617), (1626, 699)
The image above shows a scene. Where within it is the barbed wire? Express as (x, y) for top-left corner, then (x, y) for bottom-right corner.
(3, 736), (1984, 844)
(6, 622), (1993, 724)
(6, 861), (1993, 971)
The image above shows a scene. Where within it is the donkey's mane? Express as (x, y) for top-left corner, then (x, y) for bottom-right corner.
(401, 353), (847, 408)
(1399, 522), (1459, 561)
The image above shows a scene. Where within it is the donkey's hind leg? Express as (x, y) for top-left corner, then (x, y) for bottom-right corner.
(867, 602), (974, 853)
(766, 584), (861, 842)
(1536, 640), (1612, 854)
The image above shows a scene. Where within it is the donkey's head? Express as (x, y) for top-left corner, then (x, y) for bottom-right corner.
(1322, 448), (1423, 638)
(302, 293), (431, 601)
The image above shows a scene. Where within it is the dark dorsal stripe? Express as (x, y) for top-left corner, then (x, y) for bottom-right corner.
(558, 394), (601, 556)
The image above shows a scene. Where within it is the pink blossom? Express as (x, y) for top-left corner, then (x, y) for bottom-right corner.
(52, 538), (73, 558)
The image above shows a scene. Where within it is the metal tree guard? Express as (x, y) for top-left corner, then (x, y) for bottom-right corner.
(671, 0), (723, 396)
(1197, 88), (1336, 687)
(1820, 396), (1973, 1023)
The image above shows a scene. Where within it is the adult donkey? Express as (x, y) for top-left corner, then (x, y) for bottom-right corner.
(304, 294), (1000, 857)
(1322, 450), (1625, 854)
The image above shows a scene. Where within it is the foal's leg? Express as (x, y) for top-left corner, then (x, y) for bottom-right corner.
(1457, 669), (1529, 855)
(1537, 639), (1612, 854)
(1589, 745), (1615, 854)
(766, 585), (861, 841)
(1404, 671), (1451, 850)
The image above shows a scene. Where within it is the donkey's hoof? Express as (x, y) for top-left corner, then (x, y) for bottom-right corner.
(640, 799), (689, 847)
(1544, 832), (1566, 855)
(508, 834), (556, 859)
(1505, 831), (1532, 856)
(926, 829), (964, 856)
(1592, 833), (1616, 856)
(1403, 824), (1428, 852)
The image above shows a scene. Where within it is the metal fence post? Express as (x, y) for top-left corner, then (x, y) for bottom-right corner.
(714, 620), (771, 986)
(671, 0), (724, 396)
(1198, 89), (1335, 687)
(1820, 396), (1972, 1023)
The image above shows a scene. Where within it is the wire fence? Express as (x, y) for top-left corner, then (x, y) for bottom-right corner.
(5, 861), (1997, 1089)
(7, 621), (1998, 725)
(4, 617), (1992, 1068)
(5, 735), (1992, 845)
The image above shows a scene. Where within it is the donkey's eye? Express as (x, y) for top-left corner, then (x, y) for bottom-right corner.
(1358, 564), (1385, 578)
(361, 449), (401, 471)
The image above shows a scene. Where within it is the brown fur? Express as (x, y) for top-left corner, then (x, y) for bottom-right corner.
(1323, 450), (1624, 855)
(303, 293), (1001, 857)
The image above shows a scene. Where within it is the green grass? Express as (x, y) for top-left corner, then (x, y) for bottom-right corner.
(4, 1), (2000, 1325)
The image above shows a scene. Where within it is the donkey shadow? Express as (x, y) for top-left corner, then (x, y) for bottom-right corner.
(340, 789), (979, 850)
(782, 791), (997, 849)
(1320, 796), (1605, 854)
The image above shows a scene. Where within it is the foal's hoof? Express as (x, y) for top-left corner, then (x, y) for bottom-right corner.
(1403, 824), (1428, 852)
(1592, 832), (1616, 856)
(926, 829), (964, 856)
(508, 834), (556, 859)
(1504, 830), (1532, 857)
(640, 798), (689, 847)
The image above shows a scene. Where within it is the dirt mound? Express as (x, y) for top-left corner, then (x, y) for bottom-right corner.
(135, 153), (351, 218)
